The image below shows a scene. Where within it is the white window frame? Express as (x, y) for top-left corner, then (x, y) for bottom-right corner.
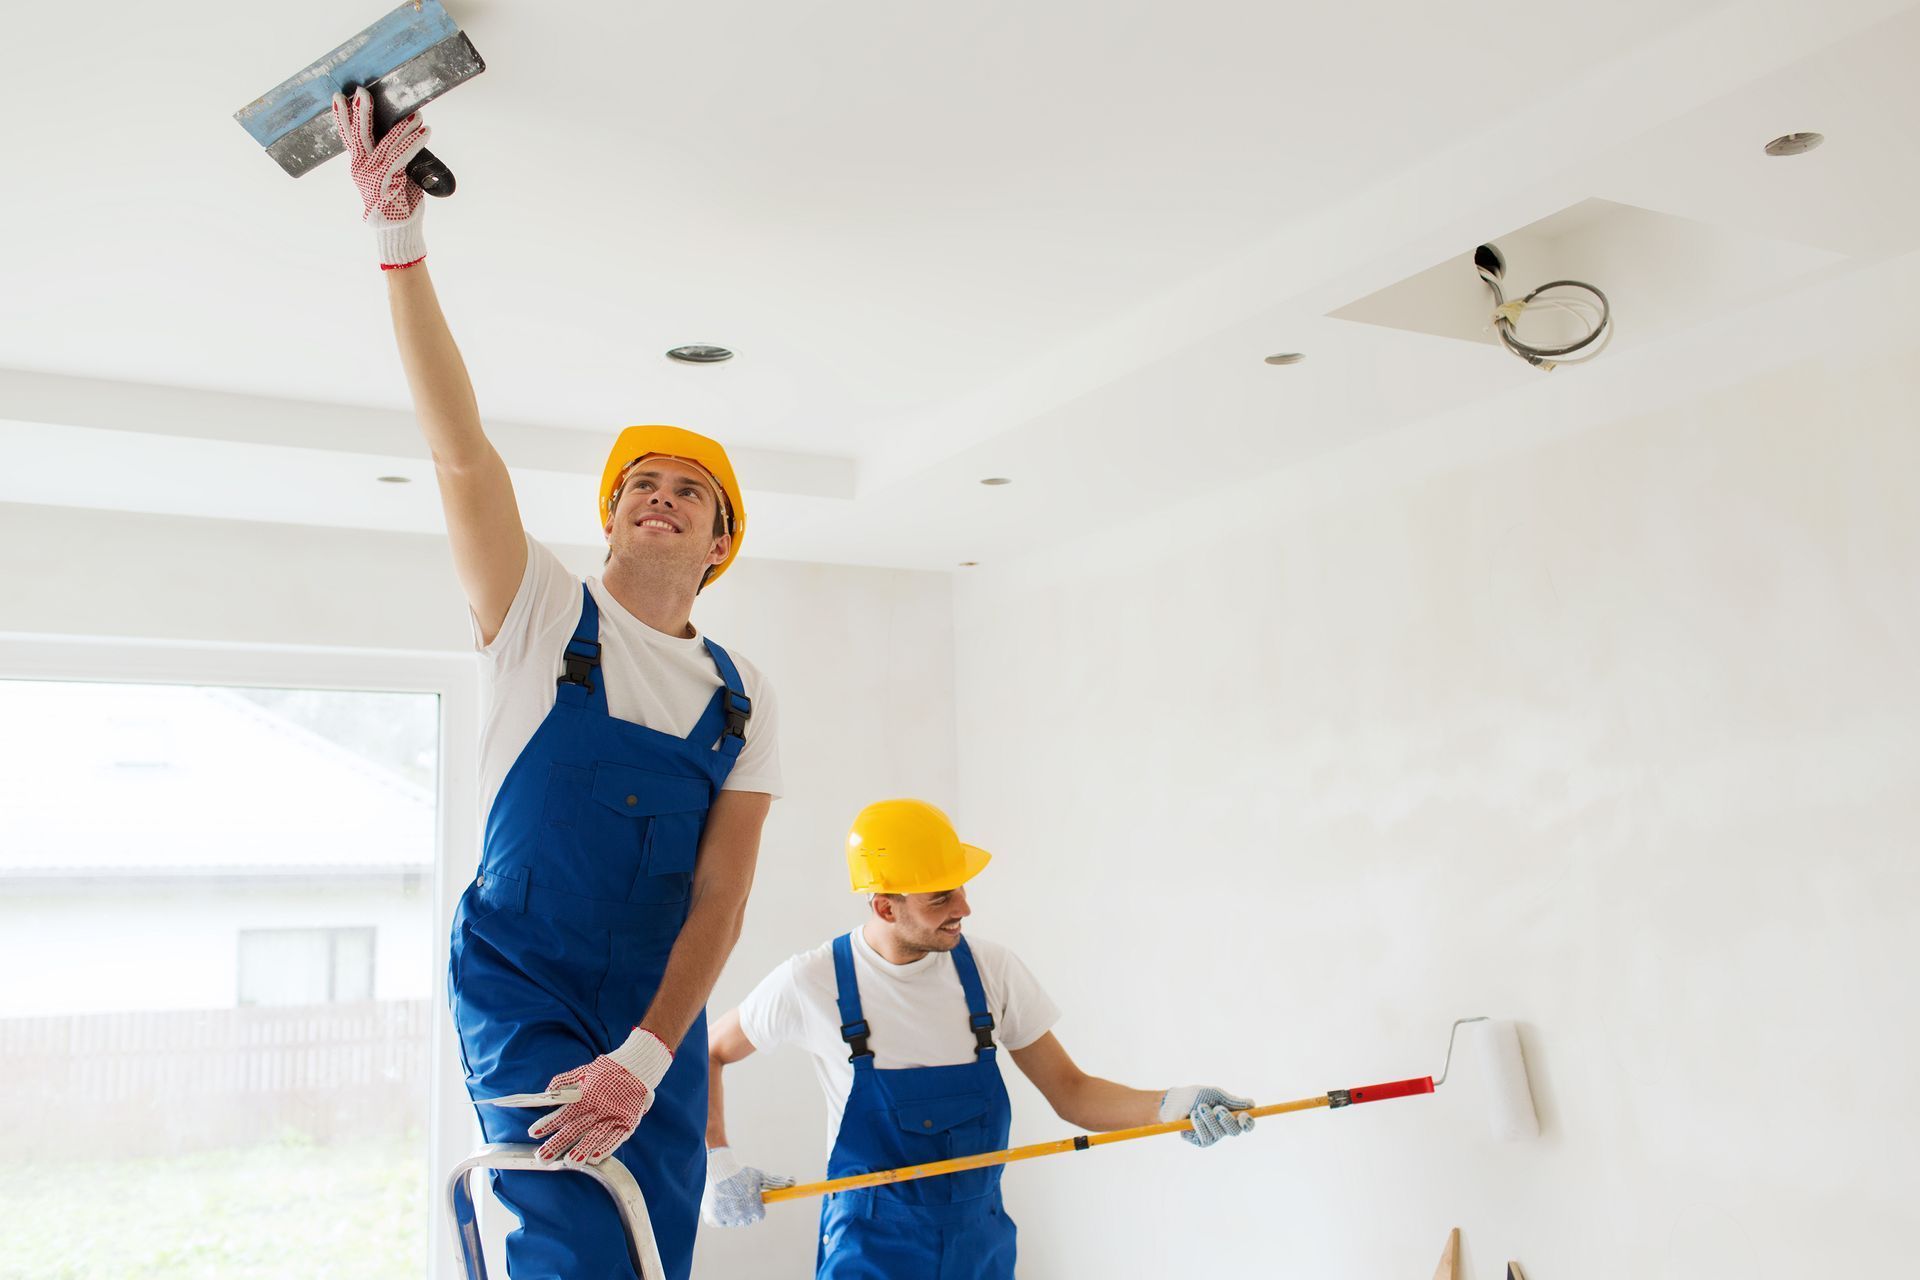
(0, 631), (479, 1280)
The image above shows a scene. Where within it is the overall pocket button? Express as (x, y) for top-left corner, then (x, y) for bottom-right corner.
(626, 795), (638, 806)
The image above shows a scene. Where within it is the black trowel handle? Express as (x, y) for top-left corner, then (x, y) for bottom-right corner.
(408, 149), (457, 198)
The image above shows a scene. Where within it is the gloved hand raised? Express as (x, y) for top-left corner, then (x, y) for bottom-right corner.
(1157, 1084), (1256, 1148)
(511, 1028), (674, 1165)
(701, 1147), (796, 1227)
(330, 86), (430, 270)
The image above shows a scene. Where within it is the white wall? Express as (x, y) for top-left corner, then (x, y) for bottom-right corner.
(12, 336), (1915, 1280)
(0, 504), (958, 1277)
(948, 350), (1920, 1279)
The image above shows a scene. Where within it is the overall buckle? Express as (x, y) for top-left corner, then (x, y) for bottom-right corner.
(840, 1018), (872, 1061)
(559, 638), (602, 691)
(722, 689), (752, 741)
(969, 1012), (997, 1053)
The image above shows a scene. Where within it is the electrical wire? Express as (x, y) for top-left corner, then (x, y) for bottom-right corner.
(1479, 269), (1612, 370)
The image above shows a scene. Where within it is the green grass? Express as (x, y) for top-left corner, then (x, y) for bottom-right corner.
(0, 1130), (427, 1280)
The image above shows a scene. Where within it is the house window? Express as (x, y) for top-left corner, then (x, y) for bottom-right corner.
(238, 927), (377, 1006)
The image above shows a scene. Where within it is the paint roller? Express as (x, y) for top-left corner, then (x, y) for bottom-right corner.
(760, 1016), (1538, 1207)
(233, 0), (486, 196)
(1463, 1016), (1539, 1141)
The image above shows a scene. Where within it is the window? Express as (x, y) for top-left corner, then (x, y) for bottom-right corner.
(0, 676), (445, 1279)
(238, 926), (377, 1006)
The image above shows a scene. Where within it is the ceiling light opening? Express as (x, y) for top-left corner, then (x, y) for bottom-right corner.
(666, 344), (734, 364)
(1263, 352), (1306, 366)
(979, 477), (1013, 487)
(1764, 132), (1824, 157)
(376, 475), (412, 484)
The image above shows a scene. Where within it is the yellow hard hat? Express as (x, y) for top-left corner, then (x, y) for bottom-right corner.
(599, 425), (747, 586)
(846, 799), (992, 895)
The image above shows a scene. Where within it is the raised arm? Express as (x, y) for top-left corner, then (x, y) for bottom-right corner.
(385, 264), (526, 641)
(333, 88), (526, 642)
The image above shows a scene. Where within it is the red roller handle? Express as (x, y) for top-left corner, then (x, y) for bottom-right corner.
(1344, 1076), (1435, 1105)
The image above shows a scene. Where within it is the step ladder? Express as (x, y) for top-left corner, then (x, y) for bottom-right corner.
(448, 1143), (665, 1280)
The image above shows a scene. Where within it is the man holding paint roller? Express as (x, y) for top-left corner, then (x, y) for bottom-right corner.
(704, 799), (1254, 1279)
(330, 89), (781, 1280)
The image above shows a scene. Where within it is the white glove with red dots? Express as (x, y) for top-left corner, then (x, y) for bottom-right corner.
(329, 86), (429, 270)
(522, 1028), (674, 1165)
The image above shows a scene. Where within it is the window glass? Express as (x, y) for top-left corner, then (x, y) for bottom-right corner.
(0, 680), (438, 1279)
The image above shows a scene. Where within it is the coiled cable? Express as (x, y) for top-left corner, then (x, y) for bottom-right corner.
(1479, 266), (1613, 370)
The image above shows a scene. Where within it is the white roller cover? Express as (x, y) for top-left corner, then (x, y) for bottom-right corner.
(1470, 1018), (1540, 1141)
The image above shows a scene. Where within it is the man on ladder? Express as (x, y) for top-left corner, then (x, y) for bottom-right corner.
(330, 90), (782, 1280)
(703, 800), (1252, 1278)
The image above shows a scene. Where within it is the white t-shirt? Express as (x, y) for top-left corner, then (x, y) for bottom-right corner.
(738, 928), (1060, 1151)
(475, 535), (782, 820)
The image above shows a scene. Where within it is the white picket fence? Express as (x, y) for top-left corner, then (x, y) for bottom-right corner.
(0, 999), (432, 1156)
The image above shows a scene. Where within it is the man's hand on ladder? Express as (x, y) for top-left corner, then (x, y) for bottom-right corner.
(481, 1028), (675, 1165)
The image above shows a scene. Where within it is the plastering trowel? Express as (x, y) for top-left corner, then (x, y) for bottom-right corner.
(234, 0), (485, 196)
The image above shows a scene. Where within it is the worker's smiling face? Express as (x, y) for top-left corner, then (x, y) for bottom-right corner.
(875, 886), (971, 954)
(605, 457), (731, 586)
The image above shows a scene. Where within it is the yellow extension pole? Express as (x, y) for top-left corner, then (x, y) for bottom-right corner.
(761, 1094), (1337, 1206)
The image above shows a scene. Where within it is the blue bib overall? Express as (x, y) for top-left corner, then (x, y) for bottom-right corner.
(449, 586), (751, 1280)
(818, 932), (1018, 1280)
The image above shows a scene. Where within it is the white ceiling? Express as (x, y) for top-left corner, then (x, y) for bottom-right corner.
(5, 0), (1920, 571)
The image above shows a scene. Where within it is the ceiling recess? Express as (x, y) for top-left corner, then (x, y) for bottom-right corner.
(666, 345), (734, 364)
(1763, 132), (1824, 156)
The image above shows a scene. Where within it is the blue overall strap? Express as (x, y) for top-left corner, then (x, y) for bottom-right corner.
(699, 638), (753, 760)
(830, 933), (873, 1063)
(556, 585), (604, 706)
(949, 937), (997, 1056)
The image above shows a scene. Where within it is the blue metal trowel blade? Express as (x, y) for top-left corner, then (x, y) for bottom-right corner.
(234, 1), (478, 175)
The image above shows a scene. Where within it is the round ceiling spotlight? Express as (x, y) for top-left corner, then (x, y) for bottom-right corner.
(1764, 132), (1824, 157)
(666, 344), (734, 364)
(979, 477), (1013, 486)
(376, 475), (412, 484)
(1263, 352), (1306, 366)
(958, 561), (979, 567)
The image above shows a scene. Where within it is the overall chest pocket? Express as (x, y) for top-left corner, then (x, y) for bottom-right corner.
(889, 1093), (997, 1202)
(586, 765), (711, 902)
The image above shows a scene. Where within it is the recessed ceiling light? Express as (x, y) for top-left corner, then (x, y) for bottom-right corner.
(1264, 352), (1306, 365)
(666, 344), (734, 363)
(958, 561), (979, 567)
(376, 475), (411, 484)
(979, 477), (1012, 486)
(1764, 132), (1823, 157)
